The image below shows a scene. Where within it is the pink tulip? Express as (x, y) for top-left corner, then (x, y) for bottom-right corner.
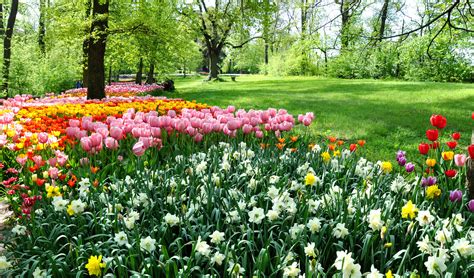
(242, 124), (253, 134)
(68, 119), (80, 127)
(255, 130), (263, 138)
(110, 126), (123, 140)
(80, 157), (89, 166)
(90, 133), (103, 147)
(194, 133), (203, 142)
(48, 157), (57, 167)
(454, 154), (467, 167)
(227, 119), (241, 131)
(96, 127), (109, 138)
(105, 137), (119, 150)
(151, 127), (161, 137)
(302, 117), (312, 126)
(132, 141), (146, 156)
(48, 167), (59, 179)
(38, 132), (49, 144)
(80, 137), (92, 152)
(16, 155), (28, 166)
(32, 155), (43, 166)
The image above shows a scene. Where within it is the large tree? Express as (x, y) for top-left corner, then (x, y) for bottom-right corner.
(87, 0), (109, 99)
(1, 0), (19, 97)
(182, 0), (259, 80)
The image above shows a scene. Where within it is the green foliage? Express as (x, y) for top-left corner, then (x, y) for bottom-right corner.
(266, 41), (319, 76)
(8, 37), (80, 96)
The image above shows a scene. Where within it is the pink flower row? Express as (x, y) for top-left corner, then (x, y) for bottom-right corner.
(64, 84), (163, 96)
(67, 106), (314, 155)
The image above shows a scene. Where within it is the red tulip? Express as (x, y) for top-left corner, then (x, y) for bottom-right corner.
(468, 144), (474, 159)
(430, 114), (447, 129)
(418, 143), (430, 155)
(452, 132), (461, 141)
(430, 141), (440, 149)
(445, 169), (457, 178)
(446, 141), (457, 149)
(350, 144), (357, 152)
(426, 129), (438, 141)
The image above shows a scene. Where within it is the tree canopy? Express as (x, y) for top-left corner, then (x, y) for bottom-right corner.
(0, 0), (471, 98)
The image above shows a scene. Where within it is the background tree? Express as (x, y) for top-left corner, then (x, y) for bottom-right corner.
(1, 0), (19, 97)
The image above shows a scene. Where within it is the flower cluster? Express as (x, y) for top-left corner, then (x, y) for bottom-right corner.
(63, 83), (163, 97)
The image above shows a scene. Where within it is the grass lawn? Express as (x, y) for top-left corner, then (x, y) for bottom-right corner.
(164, 75), (474, 161)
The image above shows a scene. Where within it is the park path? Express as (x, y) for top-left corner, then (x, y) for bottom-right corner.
(0, 201), (12, 253)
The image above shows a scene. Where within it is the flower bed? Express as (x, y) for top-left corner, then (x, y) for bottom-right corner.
(63, 84), (164, 97)
(0, 91), (473, 277)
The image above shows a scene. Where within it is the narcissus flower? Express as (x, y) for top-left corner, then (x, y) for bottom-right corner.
(45, 185), (61, 198)
(401, 200), (418, 219)
(85, 255), (106, 276)
(426, 185), (441, 199)
(321, 152), (331, 163)
(381, 161), (392, 174)
(305, 172), (316, 186)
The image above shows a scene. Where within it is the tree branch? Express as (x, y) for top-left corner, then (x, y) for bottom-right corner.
(225, 36), (263, 48)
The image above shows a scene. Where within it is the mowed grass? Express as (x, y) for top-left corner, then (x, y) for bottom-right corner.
(164, 75), (474, 161)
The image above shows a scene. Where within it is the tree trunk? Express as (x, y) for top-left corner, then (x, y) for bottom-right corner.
(1, 0), (19, 97)
(378, 0), (389, 42)
(135, 57), (143, 84)
(0, 4), (3, 38)
(82, 0), (92, 88)
(208, 48), (220, 80)
(340, 0), (351, 51)
(38, 0), (46, 54)
(87, 0), (109, 100)
(264, 43), (269, 65)
(146, 63), (154, 84)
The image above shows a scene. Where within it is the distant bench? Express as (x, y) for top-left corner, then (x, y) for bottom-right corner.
(220, 74), (241, 81)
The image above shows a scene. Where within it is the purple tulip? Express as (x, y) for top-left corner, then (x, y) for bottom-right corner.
(449, 190), (463, 202)
(421, 176), (437, 187)
(396, 150), (406, 159)
(468, 200), (474, 212)
(405, 163), (415, 173)
(397, 156), (407, 166)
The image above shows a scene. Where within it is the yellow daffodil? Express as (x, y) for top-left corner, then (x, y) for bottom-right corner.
(85, 255), (106, 276)
(381, 161), (392, 174)
(67, 205), (75, 216)
(321, 152), (331, 163)
(426, 184), (441, 199)
(45, 185), (61, 198)
(386, 270), (394, 278)
(401, 200), (418, 219)
(305, 173), (316, 186)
